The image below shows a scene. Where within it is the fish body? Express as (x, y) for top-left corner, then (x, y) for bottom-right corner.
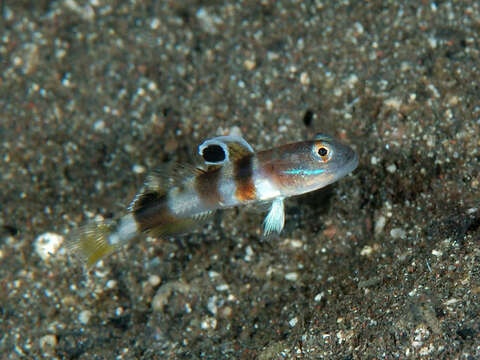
(68, 134), (358, 266)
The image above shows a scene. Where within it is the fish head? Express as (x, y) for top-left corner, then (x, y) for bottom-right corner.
(273, 134), (358, 196)
(311, 133), (358, 181)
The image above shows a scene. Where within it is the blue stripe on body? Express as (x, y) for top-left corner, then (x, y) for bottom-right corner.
(283, 169), (325, 175)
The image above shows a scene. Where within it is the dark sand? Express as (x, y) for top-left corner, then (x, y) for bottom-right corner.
(1, 1), (479, 358)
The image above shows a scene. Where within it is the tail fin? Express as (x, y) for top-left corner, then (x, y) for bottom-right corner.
(67, 214), (139, 267)
(67, 222), (117, 267)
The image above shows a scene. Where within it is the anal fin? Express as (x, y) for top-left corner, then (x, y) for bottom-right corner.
(146, 210), (215, 237)
(243, 200), (272, 215)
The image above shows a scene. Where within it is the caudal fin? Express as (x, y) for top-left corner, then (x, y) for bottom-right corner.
(67, 222), (117, 267)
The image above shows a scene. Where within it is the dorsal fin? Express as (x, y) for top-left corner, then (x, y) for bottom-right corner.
(129, 162), (204, 214)
(142, 163), (204, 194)
(198, 136), (254, 166)
(314, 133), (334, 141)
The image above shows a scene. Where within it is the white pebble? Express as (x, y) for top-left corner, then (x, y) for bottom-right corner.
(79, 310), (92, 325)
(216, 284), (229, 292)
(443, 298), (460, 306)
(360, 245), (374, 256)
(289, 317), (298, 327)
(390, 228), (406, 239)
(39, 334), (57, 351)
(300, 72), (310, 85)
(386, 164), (397, 173)
(196, 8), (219, 34)
(34, 232), (64, 261)
(229, 126), (243, 138)
(148, 274), (161, 287)
(147, 81), (158, 91)
(431, 249), (443, 257)
(106, 280), (117, 289)
(93, 120), (105, 131)
(243, 59), (256, 71)
(208, 271), (220, 279)
(314, 292), (325, 302)
(244, 245), (254, 262)
(384, 97), (402, 110)
(13, 56), (23, 67)
(201, 317), (217, 329)
(64, 0), (95, 21)
(265, 99), (273, 111)
(288, 239), (303, 248)
(132, 164), (146, 174)
(285, 272), (299, 281)
(374, 216), (386, 235)
(346, 74), (359, 88)
(150, 18), (160, 30)
(354, 22), (364, 34)
(207, 296), (218, 315)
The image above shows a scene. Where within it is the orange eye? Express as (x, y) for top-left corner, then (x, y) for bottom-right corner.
(318, 147), (328, 157)
(314, 143), (331, 162)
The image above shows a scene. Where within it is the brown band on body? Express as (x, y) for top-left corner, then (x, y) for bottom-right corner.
(195, 166), (223, 206)
(132, 191), (178, 232)
(234, 155), (256, 202)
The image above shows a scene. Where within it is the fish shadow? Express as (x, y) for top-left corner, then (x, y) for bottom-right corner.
(286, 185), (336, 231)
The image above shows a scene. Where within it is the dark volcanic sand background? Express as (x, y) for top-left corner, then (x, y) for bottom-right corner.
(1, 1), (479, 359)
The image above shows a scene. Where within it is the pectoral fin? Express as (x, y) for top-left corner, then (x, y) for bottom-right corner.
(263, 198), (285, 236)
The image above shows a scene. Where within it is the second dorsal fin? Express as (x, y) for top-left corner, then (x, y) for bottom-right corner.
(198, 136), (254, 166)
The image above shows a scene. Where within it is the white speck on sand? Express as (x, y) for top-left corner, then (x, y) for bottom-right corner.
(34, 232), (64, 261)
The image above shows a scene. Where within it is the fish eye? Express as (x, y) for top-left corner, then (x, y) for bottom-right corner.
(318, 147), (328, 157)
(313, 143), (331, 162)
(202, 144), (226, 163)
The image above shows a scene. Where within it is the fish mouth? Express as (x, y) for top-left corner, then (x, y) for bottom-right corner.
(330, 144), (359, 180)
(344, 147), (359, 173)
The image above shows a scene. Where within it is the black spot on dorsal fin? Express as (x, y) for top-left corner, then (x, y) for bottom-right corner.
(198, 136), (254, 166)
(201, 144), (226, 164)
